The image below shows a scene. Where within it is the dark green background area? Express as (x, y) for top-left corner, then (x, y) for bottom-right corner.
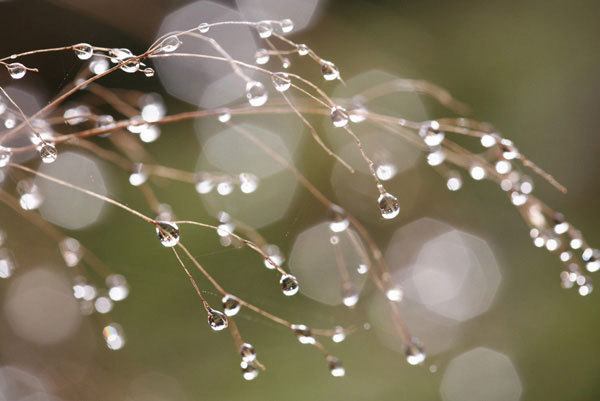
(0, 0), (599, 400)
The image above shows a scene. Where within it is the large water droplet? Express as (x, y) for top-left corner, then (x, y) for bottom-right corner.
(222, 294), (241, 316)
(7, 63), (26, 79)
(330, 105), (349, 127)
(280, 19), (294, 33)
(160, 35), (182, 53)
(327, 356), (345, 377)
(40, 142), (58, 163)
(155, 221), (180, 247)
(272, 72), (291, 92)
(256, 21), (273, 38)
(103, 323), (126, 350)
(240, 342), (256, 363)
(73, 43), (94, 60)
(329, 204), (349, 233)
(321, 61), (340, 81)
(246, 81), (268, 107)
(280, 274), (299, 296)
(106, 274), (129, 301)
(208, 308), (228, 331)
(291, 324), (315, 344)
(378, 192), (400, 219)
(405, 337), (426, 365)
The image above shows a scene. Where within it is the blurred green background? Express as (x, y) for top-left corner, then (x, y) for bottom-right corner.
(0, 0), (599, 400)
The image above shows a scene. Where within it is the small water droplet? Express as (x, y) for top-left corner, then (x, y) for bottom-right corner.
(142, 67), (155, 77)
(332, 326), (346, 343)
(239, 172), (259, 193)
(272, 72), (291, 92)
(18, 179), (43, 210)
(426, 148), (445, 166)
(103, 323), (126, 350)
(386, 286), (403, 302)
(73, 43), (94, 60)
(280, 19), (294, 33)
(155, 221), (180, 247)
(208, 308), (228, 331)
(195, 173), (214, 194)
(481, 134), (497, 148)
(495, 160), (512, 174)
(419, 122), (445, 147)
(140, 125), (161, 143)
(446, 171), (462, 191)
(321, 60), (339, 81)
(160, 35), (182, 53)
(255, 49), (270, 65)
(216, 108), (231, 123)
(240, 342), (256, 363)
(378, 192), (400, 219)
(329, 204), (349, 233)
(95, 292), (114, 314)
(357, 263), (369, 275)
(0, 146), (12, 167)
(96, 114), (115, 132)
(240, 361), (259, 380)
(291, 324), (315, 344)
(197, 23), (210, 33)
(216, 178), (234, 195)
(246, 81), (268, 107)
(405, 337), (426, 365)
(280, 274), (299, 296)
(342, 290), (359, 308)
(469, 164), (486, 180)
(129, 163), (148, 186)
(59, 237), (82, 267)
(0, 249), (15, 279)
(7, 63), (26, 79)
(256, 21), (273, 38)
(222, 294), (241, 316)
(297, 44), (310, 56)
(281, 57), (291, 69)
(106, 274), (129, 301)
(263, 244), (284, 269)
(327, 356), (345, 377)
(330, 105), (349, 127)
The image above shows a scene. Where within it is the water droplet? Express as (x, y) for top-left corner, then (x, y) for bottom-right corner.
(195, 173), (214, 194)
(0, 249), (15, 279)
(419, 123), (445, 147)
(272, 72), (291, 92)
(280, 274), (299, 296)
(119, 57), (139, 73)
(332, 326), (346, 343)
(297, 44), (310, 56)
(240, 342), (256, 363)
(155, 221), (180, 247)
(64, 105), (90, 125)
(197, 23), (210, 33)
(160, 35), (182, 53)
(94, 292), (114, 314)
(329, 204), (349, 233)
(321, 60), (340, 81)
(280, 19), (294, 33)
(255, 49), (270, 65)
(216, 178), (234, 195)
(426, 148), (445, 166)
(222, 294), (241, 316)
(240, 361), (259, 380)
(264, 244), (284, 269)
(495, 160), (512, 174)
(216, 108), (231, 123)
(109, 48), (132, 63)
(376, 163), (397, 181)
(208, 308), (228, 331)
(330, 105), (349, 127)
(281, 57), (291, 69)
(4, 113), (16, 129)
(386, 286), (403, 302)
(96, 114), (115, 131)
(327, 356), (345, 377)
(291, 324), (315, 344)
(140, 94), (166, 123)
(357, 263), (369, 275)
(446, 171), (462, 191)
(89, 57), (109, 75)
(554, 221), (569, 235)
(103, 323), (126, 350)
(510, 190), (528, 206)
(59, 237), (82, 267)
(106, 274), (129, 301)
(7, 63), (26, 79)
(481, 134), (497, 148)
(129, 163), (148, 186)
(142, 67), (155, 77)
(0, 146), (12, 167)
(17, 180), (43, 210)
(342, 290), (359, 308)
(519, 175), (534, 194)
(405, 337), (426, 365)
(140, 125), (161, 143)
(246, 81), (268, 107)
(239, 172), (259, 193)
(579, 283), (593, 296)
(469, 164), (486, 180)
(256, 21), (273, 38)
(73, 43), (93, 60)
(378, 192), (400, 219)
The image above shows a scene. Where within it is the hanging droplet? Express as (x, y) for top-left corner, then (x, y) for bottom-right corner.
(405, 337), (426, 365)
(109, 48), (133, 63)
(7, 63), (26, 79)
(378, 192), (400, 219)
(0, 249), (15, 279)
(446, 171), (462, 191)
(216, 108), (231, 123)
(426, 148), (445, 166)
(342, 290), (359, 308)
(140, 125), (161, 143)
(469, 164), (486, 180)
(272, 72), (291, 92)
(240, 361), (259, 380)
(332, 326), (346, 343)
(263, 244), (284, 269)
(89, 57), (109, 75)
(320, 60), (340, 81)
(0, 146), (12, 168)
(246, 81), (268, 107)
(297, 44), (310, 56)
(386, 286), (403, 302)
(291, 324), (315, 344)
(64, 105), (90, 125)
(140, 94), (166, 123)
(240, 342), (256, 363)
(216, 178), (234, 195)
(106, 274), (129, 301)
(330, 105), (349, 127)
(419, 122), (445, 147)
(222, 294), (241, 316)
(329, 204), (349, 233)
(96, 114), (115, 131)
(142, 67), (155, 77)
(103, 323), (126, 350)
(155, 221), (180, 247)
(195, 173), (214, 194)
(59, 237), (82, 267)
(160, 35), (182, 53)
(376, 163), (397, 181)
(255, 49), (270, 65)
(73, 43), (94, 60)
(18, 180), (43, 210)
(207, 308), (228, 331)
(280, 19), (294, 33)
(280, 274), (299, 296)
(256, 21), (273, 38)
(119, 57), (139, 73)
(197, 23), (210, 33)
(129, 163), (148, 186)
(327, 356), (345, 377)
(239, 172), (259, 194)
(281, 57), (291, 69)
